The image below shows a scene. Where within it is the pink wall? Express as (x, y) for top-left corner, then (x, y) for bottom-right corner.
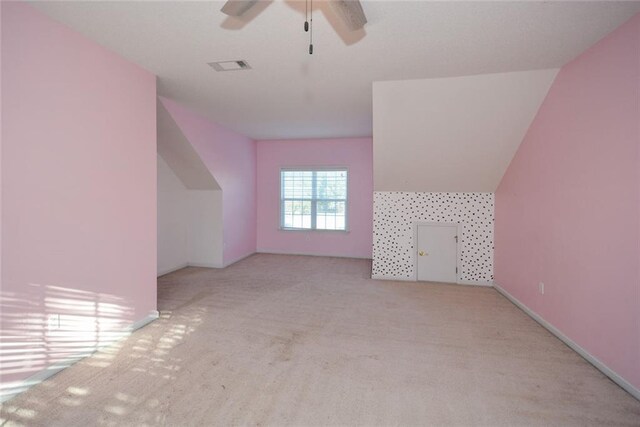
(495, 14), (640, 391)
(1, 0), (3, 311)
(159, 97), (257, 265)
(256, 138), (373, 258)
(1, 2), (157, 388)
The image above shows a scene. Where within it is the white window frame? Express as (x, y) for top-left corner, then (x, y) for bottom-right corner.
(280, 167), (349, 232)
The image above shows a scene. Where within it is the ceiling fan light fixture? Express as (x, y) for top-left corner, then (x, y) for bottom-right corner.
(220, 0), (367, 55)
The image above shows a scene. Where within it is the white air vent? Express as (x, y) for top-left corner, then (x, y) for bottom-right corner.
(208, 60), (251, 72)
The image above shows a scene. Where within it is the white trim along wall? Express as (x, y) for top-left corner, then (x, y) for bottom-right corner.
(494, 284), (640, 401)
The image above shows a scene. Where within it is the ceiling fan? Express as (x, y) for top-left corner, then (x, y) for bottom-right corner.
(221, 0), (367, 30)
(220, 0), (367, 53)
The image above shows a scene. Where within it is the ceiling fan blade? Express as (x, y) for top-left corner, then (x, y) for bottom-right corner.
(330, 0), (367, 31)
(221, 0), (259, 17)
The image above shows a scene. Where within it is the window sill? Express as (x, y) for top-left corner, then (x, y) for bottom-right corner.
(279, 227), (350, 234)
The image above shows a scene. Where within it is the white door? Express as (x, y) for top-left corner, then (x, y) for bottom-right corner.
(416, 224), (458, 283)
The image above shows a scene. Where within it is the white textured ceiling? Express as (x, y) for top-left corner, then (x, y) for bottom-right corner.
(32, 1), (640, 140)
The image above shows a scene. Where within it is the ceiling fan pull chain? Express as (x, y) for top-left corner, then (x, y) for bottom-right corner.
(309, 0), (313, 54)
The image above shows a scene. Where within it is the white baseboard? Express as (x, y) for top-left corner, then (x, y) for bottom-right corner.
(223, 252), (256, 267)
(158, 253), (256, 273)
(188, 261), (224, 269)
(157, 263), (189, 277)
(257, 249), (372, 260)
(0, 310), (160, 403)
(371, 274), (415, 281)
(458, 279), (494, 287)
(371, 276), (493, 287)
(493, 283), (640, 401)
(129, 311), (159, 330)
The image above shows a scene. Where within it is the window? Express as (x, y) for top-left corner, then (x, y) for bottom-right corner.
(280, 169), (347, 231)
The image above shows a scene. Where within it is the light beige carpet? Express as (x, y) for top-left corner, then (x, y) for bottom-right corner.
(1, 254), (639, 426)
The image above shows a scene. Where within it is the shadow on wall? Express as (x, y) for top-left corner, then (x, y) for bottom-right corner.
(0, 285), (206, 425)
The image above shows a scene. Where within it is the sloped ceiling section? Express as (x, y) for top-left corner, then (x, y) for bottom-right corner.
(157, 99), (221, 190)
(372, 69), (559, 193)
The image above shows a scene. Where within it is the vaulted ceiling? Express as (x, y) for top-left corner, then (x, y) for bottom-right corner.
(373, 69), (559, 193)
(32, 1), (640, 140)
(157, 100), (220, 191)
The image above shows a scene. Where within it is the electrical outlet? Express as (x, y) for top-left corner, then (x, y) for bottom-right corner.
(539, 282), (545, 295)
(47, 314), (60, 331)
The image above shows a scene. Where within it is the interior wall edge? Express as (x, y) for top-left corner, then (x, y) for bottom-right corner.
(493, 283), (640, 402)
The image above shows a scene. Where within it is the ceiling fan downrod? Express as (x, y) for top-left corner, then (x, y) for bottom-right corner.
(304, 0), (309, 32)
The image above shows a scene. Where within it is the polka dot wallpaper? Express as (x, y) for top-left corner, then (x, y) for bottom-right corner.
(372, 192), (494, 283)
